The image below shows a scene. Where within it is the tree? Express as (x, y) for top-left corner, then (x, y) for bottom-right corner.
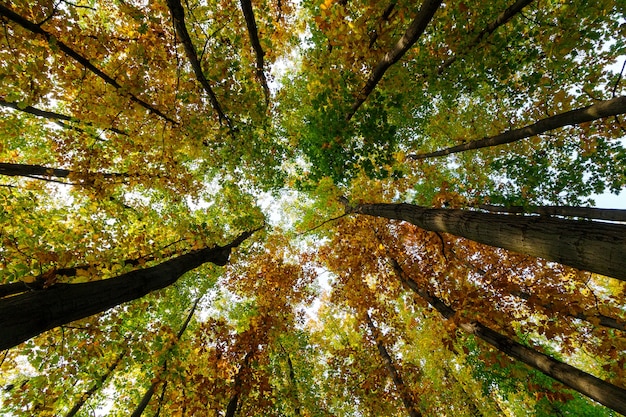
(0, 229), (257, 350)
(1, 0), (625, 415)
(348, 201), (626, 281)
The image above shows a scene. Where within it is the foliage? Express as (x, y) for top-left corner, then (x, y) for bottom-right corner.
(1, 0), (625, 415)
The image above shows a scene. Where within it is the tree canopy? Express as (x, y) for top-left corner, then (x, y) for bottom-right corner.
(1, 0), (625, 415)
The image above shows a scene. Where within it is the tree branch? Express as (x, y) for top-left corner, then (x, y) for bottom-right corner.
(346, 0), (442, 121)
(408, 96), (626, 159)
(166, 0), (232, 128)
(240, 0), (271, 106)
(0, 4), (178, 125)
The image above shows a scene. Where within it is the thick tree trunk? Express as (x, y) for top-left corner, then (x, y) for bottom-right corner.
(351, 202), (626, 281)
(389, 258), (626, 415)
(0, 162), (126, 183)
(408, 96), (626, 159)
(477, 204), (626, 223)
(346, 0), (442, 120)
(365, 313), (422, 417)
(0, 230), (256, 350)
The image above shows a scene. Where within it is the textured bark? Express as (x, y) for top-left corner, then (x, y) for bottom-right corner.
(0, 5), (177, 125)
(130, 298), (200, 417)
(352, 202), (626, 281)
(0, 229), (257, 350)
(478, 204), (626, 223)
(0, 99), (128, 136)
(240, 0), (271, 105)
(0, 162), (126, 184)
(435, 0), (534, 76)
(365, 313), (422, 417)
(390, 258), (626, 415)
(166, 0), (231, 127)
(408, 96), (626, 159)
(0, 255), (160, 299)
(346, 0), (442, 120)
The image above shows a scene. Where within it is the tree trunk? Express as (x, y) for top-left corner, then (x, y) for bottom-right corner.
(477, 204), (626, 223)
(346, 0), (442, 120)
(364, 313), (422, 417)
(350, 202), (626, 281)
(408, 96), (626, 159)
(388, 257), (626, 415)
(166, 0), (231, 127)
(240, 0), (271, 105)
(130, 297), (201, 417)
(0, 4), (176, 125)
(0, 162), (126, 183)
(0, 229), (257, 350)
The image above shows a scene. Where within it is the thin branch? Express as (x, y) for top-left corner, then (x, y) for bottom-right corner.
(368, 1), (397, 49)
(64, 351), (126, 417)
(364, 312), (422, 417)
(130, 297), (202, 417)
(0, 99), (128, 137)
(0, 4), (177, 125)
(297, 214), (347, 235)
(612, 59), (626, 98)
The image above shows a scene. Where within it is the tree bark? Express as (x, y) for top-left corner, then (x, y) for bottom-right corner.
(166, 0), (231, 128)
(0, 229), (258, 350)
(0, 5), (177, 125)
(0, 162), (126, 184)
(435, 0), (534, 76)
(408, 96), (626, 159)
(351, 202), (626, 281)
(364, 313), (422, 417)
(240, 0), (271, 105)
(0, 99), (128, 137)
(477, 204), (626, 223)
(389, 257), (626, 415)
(130, 297), (201, 417)
(346, 0), (442, 121)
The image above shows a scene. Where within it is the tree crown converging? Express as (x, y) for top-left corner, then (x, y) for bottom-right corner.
(1, 1), (625, 415)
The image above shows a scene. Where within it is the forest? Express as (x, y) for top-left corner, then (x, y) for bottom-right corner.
(0, 0), (625, 415)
